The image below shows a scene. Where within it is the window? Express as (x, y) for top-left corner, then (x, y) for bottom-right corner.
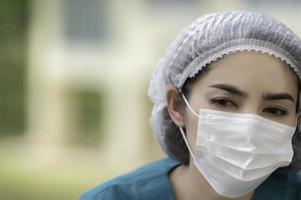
(149, 0), (200, 6)
(67, 88), (104, 146)
(246, 0), (300, 5)
(62, 0), (108, 44)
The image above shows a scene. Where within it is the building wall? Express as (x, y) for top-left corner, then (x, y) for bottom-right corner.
(26, 0), (301, 168)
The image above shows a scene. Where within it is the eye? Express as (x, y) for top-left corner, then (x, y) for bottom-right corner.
(209, 98), (238, 109)
(263, 107), (288, 117)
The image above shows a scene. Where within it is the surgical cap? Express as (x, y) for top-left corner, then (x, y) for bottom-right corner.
(147, 11), (301, 157)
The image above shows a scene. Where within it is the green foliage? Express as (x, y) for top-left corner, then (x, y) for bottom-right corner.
(0, 0), (28, 135)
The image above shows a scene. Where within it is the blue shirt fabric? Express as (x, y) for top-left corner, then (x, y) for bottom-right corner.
(79, 157), (301, 200)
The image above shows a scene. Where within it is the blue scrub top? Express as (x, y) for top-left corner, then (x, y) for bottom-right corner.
(79, 158), (301, 200)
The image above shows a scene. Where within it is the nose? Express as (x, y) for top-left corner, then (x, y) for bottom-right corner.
(240, 104), (261, 116)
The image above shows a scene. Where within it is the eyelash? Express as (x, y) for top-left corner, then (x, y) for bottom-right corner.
(209, 98), (288, 117)
(263, 107), (288, 116)
(209, 98), (238, 109)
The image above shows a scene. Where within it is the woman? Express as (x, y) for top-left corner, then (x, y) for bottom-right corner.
(80, 11), (301, 200)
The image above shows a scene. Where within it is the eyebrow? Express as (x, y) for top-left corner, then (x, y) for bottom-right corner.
(209, 83), (248, 97)
(209, 83), (295, 103)
(263, 93), (295, 103)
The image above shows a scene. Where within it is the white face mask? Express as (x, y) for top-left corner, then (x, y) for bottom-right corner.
(179, 92), (296, 198)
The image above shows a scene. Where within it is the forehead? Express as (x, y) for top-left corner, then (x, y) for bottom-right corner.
(192, 51), (299, 98)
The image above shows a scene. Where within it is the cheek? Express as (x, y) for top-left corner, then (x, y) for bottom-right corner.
(184, 93), (212, 150)
(266, 116), (297, 128)
(190, 91), (214, 111)
(184, 111), (199, 151)
(284, 113), (298, 127)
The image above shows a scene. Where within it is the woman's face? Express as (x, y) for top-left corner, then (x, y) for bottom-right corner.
(183, 51), (299, 152)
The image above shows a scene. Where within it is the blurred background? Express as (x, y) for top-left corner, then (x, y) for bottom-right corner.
(0, 0), (301, 199)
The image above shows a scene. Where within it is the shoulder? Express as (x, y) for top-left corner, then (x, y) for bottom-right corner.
(253, 170), (301, 200)
(79, 157), (180, 200)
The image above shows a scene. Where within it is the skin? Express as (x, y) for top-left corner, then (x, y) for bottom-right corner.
(166, 51), (300, 200)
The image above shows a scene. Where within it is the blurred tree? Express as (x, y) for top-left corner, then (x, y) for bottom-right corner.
(0, 0), (28, 136)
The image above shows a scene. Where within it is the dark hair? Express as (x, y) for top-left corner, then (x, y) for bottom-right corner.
(164, 69), (301, 170)
(164, 69), (207, 165)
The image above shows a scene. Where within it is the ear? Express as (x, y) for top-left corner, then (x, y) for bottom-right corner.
(166, 85), (185, 127)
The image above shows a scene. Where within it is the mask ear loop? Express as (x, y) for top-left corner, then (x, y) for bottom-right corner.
(179, 89), (199, 117)
(178, 88), (199, 160)
(179, 126), (196, 160)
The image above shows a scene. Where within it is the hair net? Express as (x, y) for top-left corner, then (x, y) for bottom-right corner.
(147, 11), (301, 158)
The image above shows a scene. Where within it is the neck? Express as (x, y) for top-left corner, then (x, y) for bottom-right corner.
(169, 163), (254, 200)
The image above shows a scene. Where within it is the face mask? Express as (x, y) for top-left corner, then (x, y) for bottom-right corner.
(179, 92), (296, 198)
